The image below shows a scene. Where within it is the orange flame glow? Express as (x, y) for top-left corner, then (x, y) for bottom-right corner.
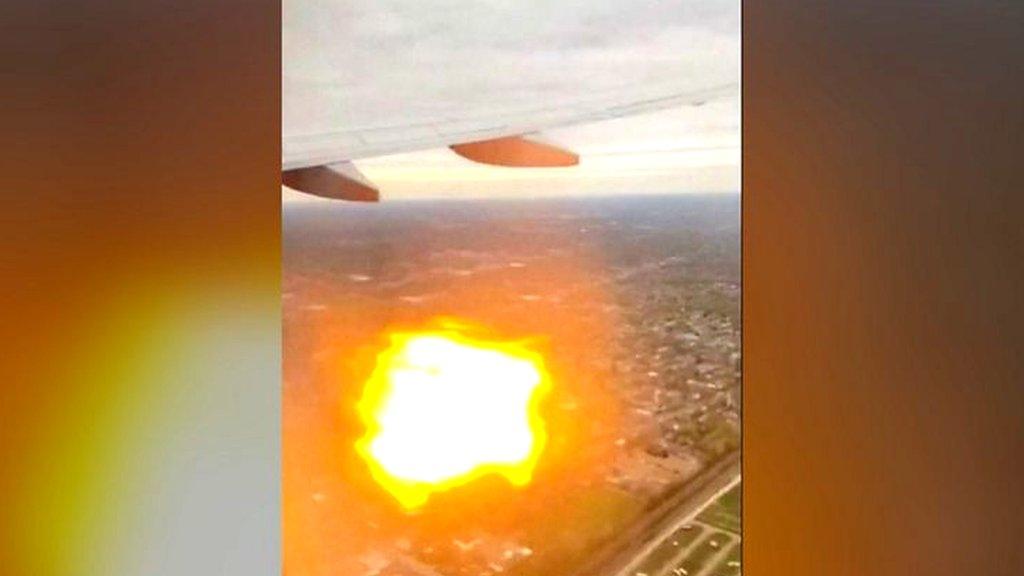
(355, 323), (551, 510)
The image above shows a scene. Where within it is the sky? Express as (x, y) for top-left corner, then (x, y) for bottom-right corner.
(282, 0), (739, 201)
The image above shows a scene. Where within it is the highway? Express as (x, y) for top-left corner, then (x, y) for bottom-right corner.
(571, 451), (741, 576)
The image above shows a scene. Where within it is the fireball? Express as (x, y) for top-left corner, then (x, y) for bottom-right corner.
(355, 324), (551, 510)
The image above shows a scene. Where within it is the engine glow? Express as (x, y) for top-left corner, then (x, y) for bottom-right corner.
(355, 326), (551, 510)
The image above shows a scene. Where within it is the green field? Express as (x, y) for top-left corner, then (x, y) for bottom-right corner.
(696, 483), (741, 535)
(514, 486), (646, 576)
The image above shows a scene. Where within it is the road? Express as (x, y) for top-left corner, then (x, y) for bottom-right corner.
(570, 451), (741, 576)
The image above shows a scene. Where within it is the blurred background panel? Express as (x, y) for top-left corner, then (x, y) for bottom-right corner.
(744, 1), (1023, 575)
(1, 1), (280, 575)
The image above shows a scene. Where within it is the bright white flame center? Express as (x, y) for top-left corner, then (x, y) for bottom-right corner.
(356, 331), (549, 509)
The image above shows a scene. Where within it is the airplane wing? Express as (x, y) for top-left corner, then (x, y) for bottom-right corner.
(283, 0), (739, 201)
(283, 82), (736, 171)
(282, 82), (737, 201)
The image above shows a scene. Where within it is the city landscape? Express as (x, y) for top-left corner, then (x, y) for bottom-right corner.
(283, 194), (740, 576)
